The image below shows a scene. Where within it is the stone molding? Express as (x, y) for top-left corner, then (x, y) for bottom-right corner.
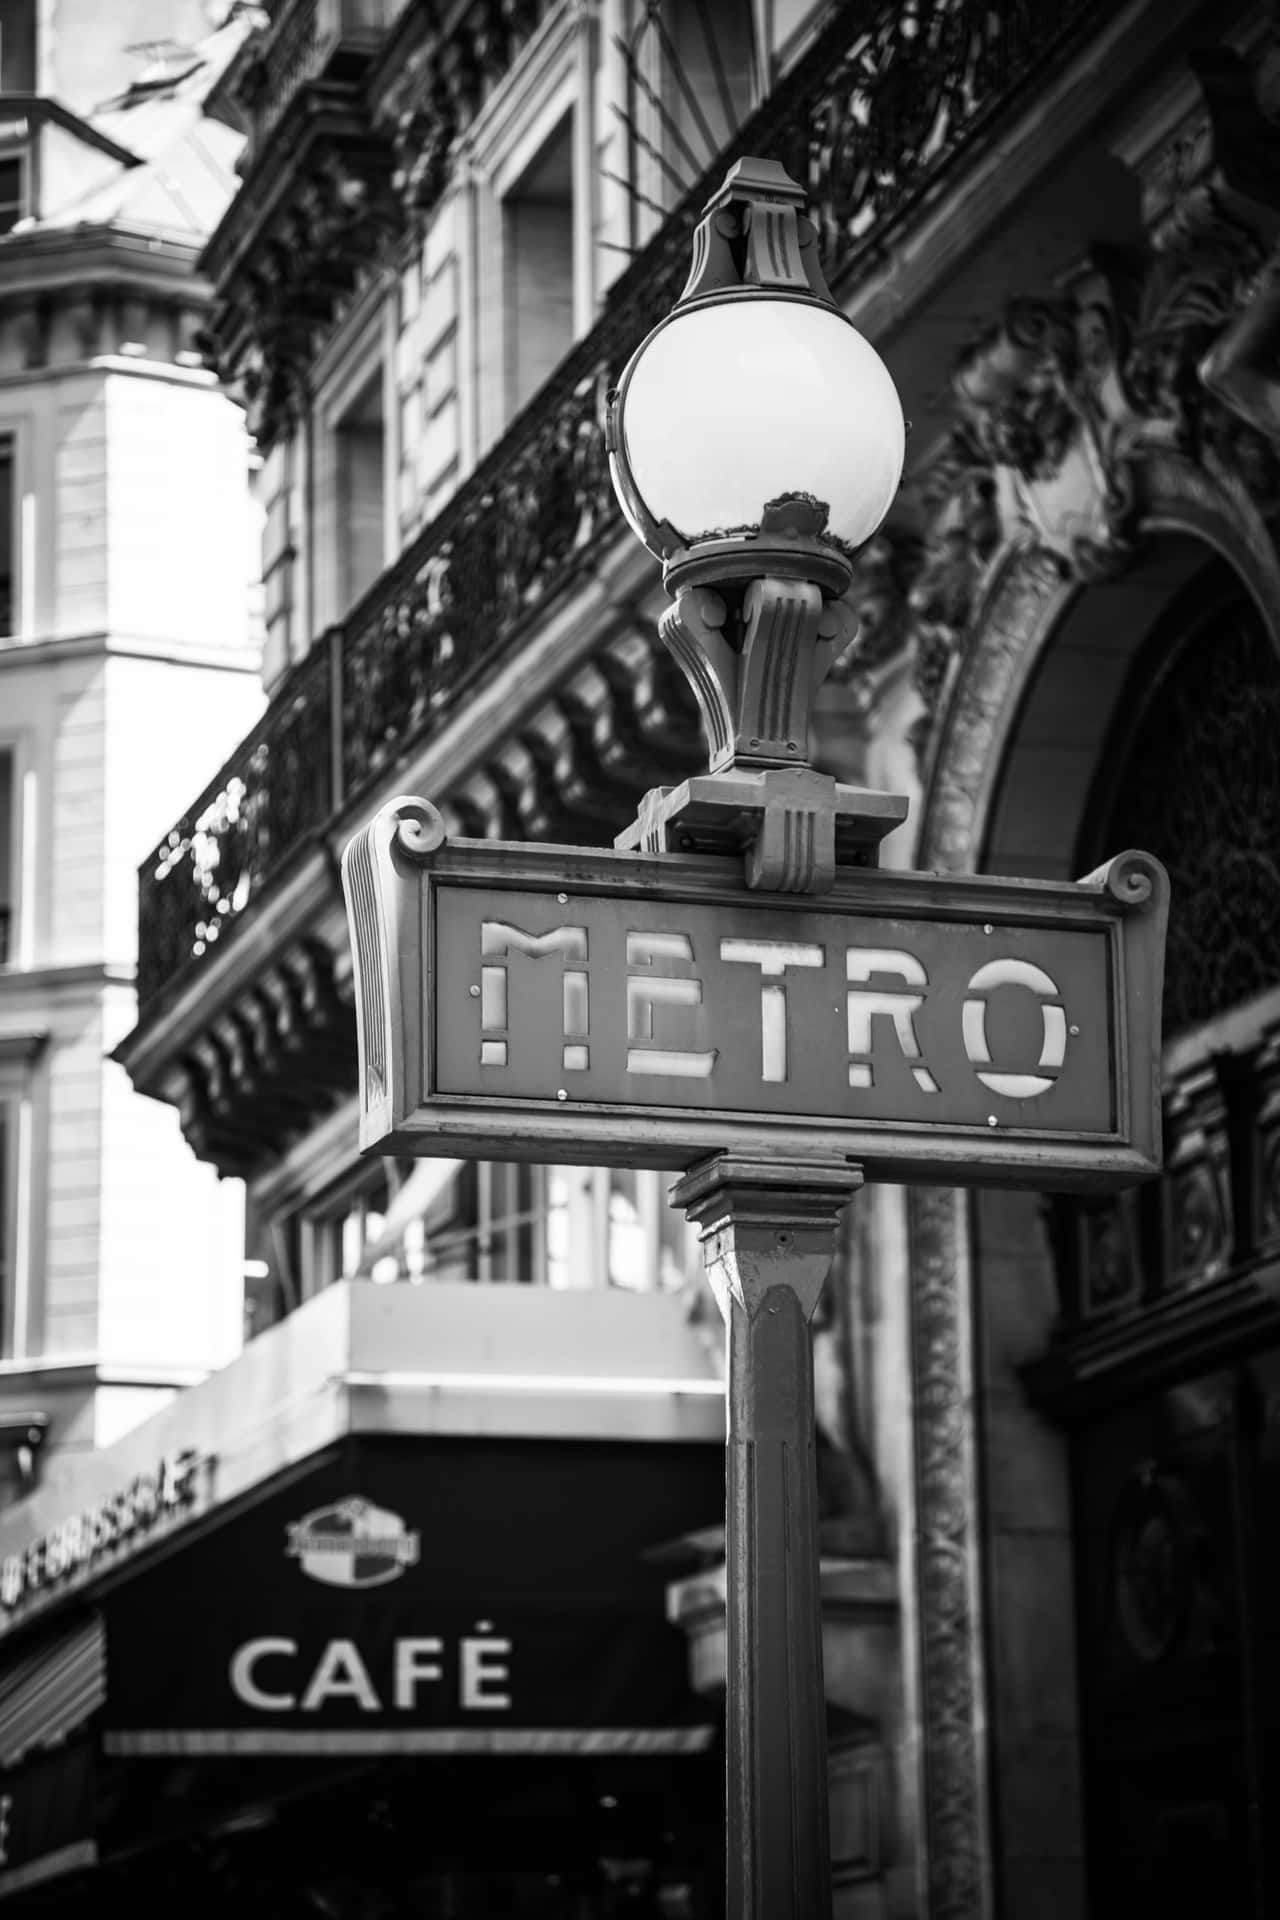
(906, 1181), (992, 1920)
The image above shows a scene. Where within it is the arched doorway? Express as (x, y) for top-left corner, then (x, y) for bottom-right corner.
(909, 517), (1280, 1914)
(1031, 557), (1280, 1916)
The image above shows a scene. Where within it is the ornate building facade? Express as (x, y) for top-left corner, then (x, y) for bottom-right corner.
(0, 0), (1276, 1913)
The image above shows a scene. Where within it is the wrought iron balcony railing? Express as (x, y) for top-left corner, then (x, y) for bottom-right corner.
(137, 0), (1108, 1013)
(237, 0), (401, 161)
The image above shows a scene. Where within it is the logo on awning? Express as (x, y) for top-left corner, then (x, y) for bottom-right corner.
(285, 1498), (420, 1590)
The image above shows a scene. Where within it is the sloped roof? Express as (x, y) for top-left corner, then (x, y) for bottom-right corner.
(23, 13), (250, 242)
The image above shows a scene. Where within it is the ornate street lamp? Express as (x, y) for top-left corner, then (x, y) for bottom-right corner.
(609, 155), (906, 889)
(606, 158), (908, 1919)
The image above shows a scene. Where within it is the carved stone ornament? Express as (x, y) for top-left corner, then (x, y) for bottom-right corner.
(855, 27), (1280, 766)
(205, 145), (397, 449)
(904, 238), (1279, 760)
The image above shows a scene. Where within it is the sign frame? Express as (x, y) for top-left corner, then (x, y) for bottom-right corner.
(343, 796), (1168, 1192)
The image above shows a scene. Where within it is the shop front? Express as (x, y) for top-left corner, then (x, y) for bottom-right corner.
(0, 1282), (728, 1915)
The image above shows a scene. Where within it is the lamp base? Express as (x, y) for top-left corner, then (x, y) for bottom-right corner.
(615, 766), (907, 894)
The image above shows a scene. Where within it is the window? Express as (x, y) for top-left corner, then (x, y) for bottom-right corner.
(665, 1), (755, 178)
(0, 3), (36, 92)
(0, 1099), (10, 1343)
(334, 369), (385, 614)
(0, 1034), (39, 1360)
(464, 6), (594, 457)
(618, 0), (756, 249)
(544, 1166), (695, 1293)
(0, 747), (10, 964)
(0, 154), (23, 235)
(261, 1158), (701, 1317)
(502, 115), (574, 419)
(0, 435), (13, 635)
(756, 0), (820, 76)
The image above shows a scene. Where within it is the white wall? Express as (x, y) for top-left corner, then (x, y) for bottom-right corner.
(0, 353), (261, 1389)
(99, 983), (244, 1372)
(103, 373), (253, 651)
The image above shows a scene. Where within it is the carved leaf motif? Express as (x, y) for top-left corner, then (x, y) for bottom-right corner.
(1125, 221), (1263, 443)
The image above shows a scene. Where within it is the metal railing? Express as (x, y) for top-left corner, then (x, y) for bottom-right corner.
(137, 0), (1108, 1013)
(244, 0), (401, 157)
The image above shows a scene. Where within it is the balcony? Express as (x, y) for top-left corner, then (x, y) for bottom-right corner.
(141, 0), (1112, 1023)
(233, 0), (404, 167)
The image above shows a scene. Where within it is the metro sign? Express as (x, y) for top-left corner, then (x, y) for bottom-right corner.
(343, 799), (1168, 1190)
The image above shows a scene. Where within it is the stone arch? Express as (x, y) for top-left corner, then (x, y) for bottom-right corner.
(920, 448), (1280, 878)
(902, 447), (1280, 1917)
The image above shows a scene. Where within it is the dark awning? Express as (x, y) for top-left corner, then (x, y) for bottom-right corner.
(100, 1434), (722, 1758)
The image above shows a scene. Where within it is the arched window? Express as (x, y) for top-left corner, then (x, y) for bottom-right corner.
(1083, 561), (1280, 1039)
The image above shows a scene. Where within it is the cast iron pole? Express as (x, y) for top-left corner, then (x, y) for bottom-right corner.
(673, 1153), (862, 1920)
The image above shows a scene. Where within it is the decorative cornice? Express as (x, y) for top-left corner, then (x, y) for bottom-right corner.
(203, 125), (396, 444)
(200, 24), (399, 447)
(437, 631), (701, 844)
(172, 936), (356, 1175)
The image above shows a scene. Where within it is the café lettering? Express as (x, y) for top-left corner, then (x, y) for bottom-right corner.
(229, 1629), (515, 1716)
(0, 1449), (198, 1610)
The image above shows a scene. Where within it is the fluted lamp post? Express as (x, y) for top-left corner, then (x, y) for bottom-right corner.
(607, 158), (907, 1920)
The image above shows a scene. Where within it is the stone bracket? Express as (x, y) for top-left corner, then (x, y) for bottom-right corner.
(615, 764), (907, 891)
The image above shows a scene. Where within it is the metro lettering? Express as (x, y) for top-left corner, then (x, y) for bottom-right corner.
(846, 949), (938, 1094)
(470, 920), (1077, 1105)
(721, 938), (824, 1083)
(626, 931), (716, 1078)
(480, 922), (589, 1071)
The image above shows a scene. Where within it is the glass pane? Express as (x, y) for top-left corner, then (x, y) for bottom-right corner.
(608, 1169), (648, 1290)
(0, 437), (13, 637)
(0, 748), (11, 961)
